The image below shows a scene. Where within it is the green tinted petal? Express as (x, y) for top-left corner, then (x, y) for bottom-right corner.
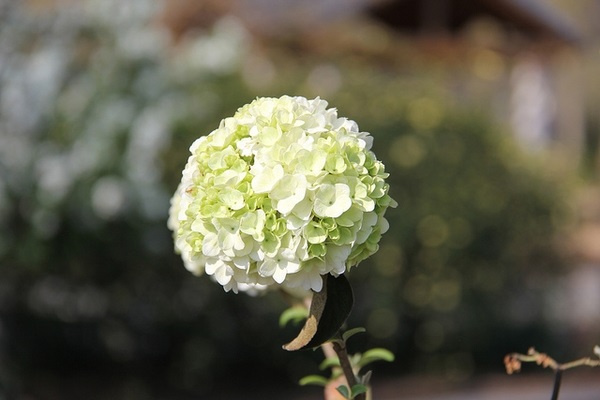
(219, 189), (245, 210)
(262, 230), (281, 256)
(325, 153), (347, 174)
(305, 221), (327, 244)
(308, 242), (327, 258)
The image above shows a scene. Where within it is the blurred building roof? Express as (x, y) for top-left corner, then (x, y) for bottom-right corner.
(368, 0), (581, 45)
(160, 0), (581, 47)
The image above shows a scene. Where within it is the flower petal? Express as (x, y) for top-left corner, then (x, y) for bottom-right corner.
(251, 164), (284, 193)
(313, 183), (352, 218)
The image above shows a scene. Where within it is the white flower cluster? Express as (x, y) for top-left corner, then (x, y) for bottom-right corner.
(168, 96), (396, 294)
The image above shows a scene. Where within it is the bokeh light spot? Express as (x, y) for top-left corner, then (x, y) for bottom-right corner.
(403, 274), (432, 307)
(374, 243), (402, 277)
(306, 64), (342, 96)
(407, 97), (442, 131)
(91, 176), (127, 219)
(431, 278), (461, 312)
(366, 307), (399, 339)
(390, 135), (426, 168)
(417, 215), (449, 247)
(448, 218), (473, 249)
(472, 49), (505, 81)
(414, 320), (445, 352)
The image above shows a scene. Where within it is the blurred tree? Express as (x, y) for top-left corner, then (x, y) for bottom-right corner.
(0, 0), (577, 398)
(329, 71), (574, 377)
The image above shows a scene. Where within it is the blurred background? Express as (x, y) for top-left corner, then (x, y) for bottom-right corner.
(1, 0), (600, 399)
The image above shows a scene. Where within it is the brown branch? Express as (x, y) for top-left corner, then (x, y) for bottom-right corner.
(332, 339), (365, 400)
(504, 346), (600, 375)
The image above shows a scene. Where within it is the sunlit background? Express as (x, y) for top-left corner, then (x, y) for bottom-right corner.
(1, 0), (600, 399)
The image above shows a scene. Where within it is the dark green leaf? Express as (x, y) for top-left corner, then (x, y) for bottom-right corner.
(336, 385), (350, 399)
(283, 274), (354, 351)
(306, 274), (354, 348)
(351, 384), (368, 398)
(282, 276), (327, 351)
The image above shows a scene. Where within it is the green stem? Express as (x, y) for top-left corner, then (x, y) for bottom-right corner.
(331, 339), (365, 400)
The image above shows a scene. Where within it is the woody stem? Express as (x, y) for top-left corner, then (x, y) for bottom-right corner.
(331, 338), (365, 400)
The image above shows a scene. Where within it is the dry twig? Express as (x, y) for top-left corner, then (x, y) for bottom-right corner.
(504, 346), (600, 400)
(504, 346), (600, 374)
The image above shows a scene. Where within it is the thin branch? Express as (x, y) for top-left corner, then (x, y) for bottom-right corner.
(332, 339), (365, 400)
(504, 347), (600, 375)
(561, 356), (600, 370)
(505, 347), (600, 400)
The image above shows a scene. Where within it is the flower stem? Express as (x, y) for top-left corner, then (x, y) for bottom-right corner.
(332, 338), (366, 400)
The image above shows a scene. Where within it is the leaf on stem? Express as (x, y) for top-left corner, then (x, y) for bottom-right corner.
(336, 385), (351, 399)
(357, 348), (395, 369)
(282, 276), (327, 351)
(342, 327), (366, 343)
(279, 306), (309, 328)
(283, 274), (354, 351)
(320, 356), (341, 371)
(359, 370), (372, 386)
(351, 384), (368, 398)
(299, 375), (330, 387)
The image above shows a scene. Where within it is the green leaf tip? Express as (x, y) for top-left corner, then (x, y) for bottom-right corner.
(319, 357), (341, 371)
(357, 348), (395, 369)
(299, 375), (329, 387)
(342, 327), (366, 342)
(279, 306), (309, 328)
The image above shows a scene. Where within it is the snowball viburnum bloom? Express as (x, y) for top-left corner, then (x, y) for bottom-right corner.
(168, 96), (396, 294)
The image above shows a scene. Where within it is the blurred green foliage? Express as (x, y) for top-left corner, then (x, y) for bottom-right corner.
(333, 83), (573, 376)
(0, 1), (576, 398)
